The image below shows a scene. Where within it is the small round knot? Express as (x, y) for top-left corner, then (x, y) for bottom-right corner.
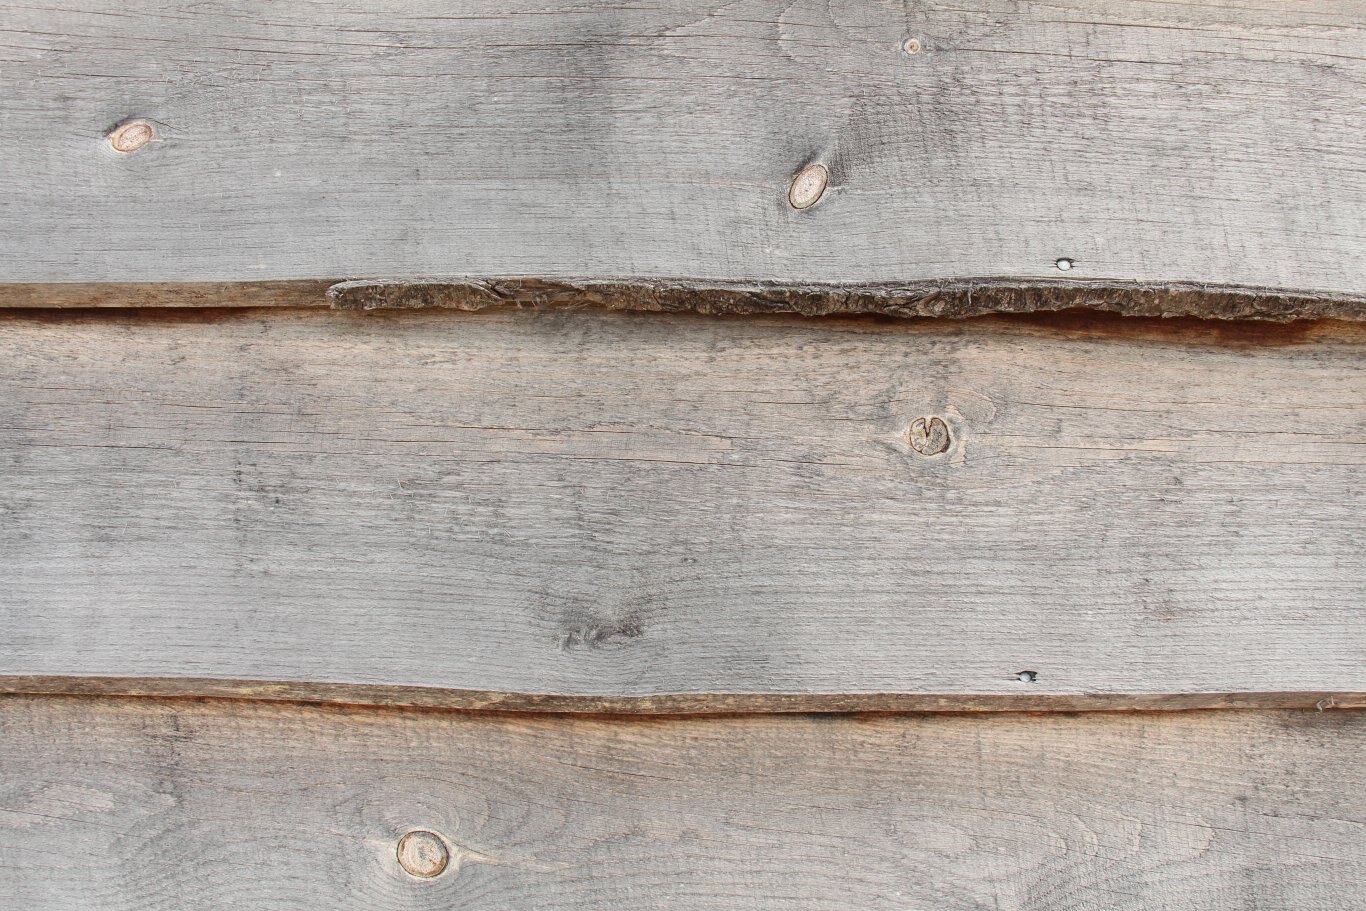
(1055, 258), (1074, 272)
(108, 120), (154, 153)
(788, 163), (828, 210)
(902, 37), (922, 55)
(1017, 670), (1039, 683)
(397, 830), (450, 878)
(908, 416), (951, 456)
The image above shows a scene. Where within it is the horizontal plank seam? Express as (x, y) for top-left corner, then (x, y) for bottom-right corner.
(1, 278), (1363, 321)
(4, 677), (1365, 716)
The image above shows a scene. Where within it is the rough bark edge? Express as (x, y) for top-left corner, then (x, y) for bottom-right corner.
(2, 676), (1363, 716)
(2, 278), (1363, 322)
(327, 277), (1366, 322)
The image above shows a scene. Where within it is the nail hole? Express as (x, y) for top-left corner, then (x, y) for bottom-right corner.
(788, 163), (829, 210)
(108, 120), (154, 154)
(1016, 670), (1038, 683)
(902, 37), (922, 55)
(1055, 258), (1074, 272)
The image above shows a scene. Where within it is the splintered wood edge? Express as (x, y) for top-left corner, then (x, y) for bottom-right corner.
(2, 678), (1364, 715)
(325, 278), (1366, 322)
(1, 278), (1363, 322)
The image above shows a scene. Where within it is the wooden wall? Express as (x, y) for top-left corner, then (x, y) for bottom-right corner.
(4, 696), (1366, 910)
(2, 0), (1365, 316)
(2, 0), (1364, 907)
(1, 308), (1364, 711)
(0, 302), (1362, 908)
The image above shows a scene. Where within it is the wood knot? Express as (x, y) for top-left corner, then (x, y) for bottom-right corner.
(908, 416), (951, 456)
(397, 830), (450, 878)
(108, 120), (153, 153)
(788, 164), (828, 210)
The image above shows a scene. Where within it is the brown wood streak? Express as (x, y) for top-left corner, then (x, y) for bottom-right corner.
(325, 278), (1366, 322)
(1, 279), (1363, 321)
(1, 675), (1365, 714)
(0, 282), (332, 309)
(4, 695), (1366, 909)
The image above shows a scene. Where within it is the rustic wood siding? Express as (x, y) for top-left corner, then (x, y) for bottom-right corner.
(4, 696), (1366, 910)
(2, 0), (1364, 315)
(2, 0), (1364, 906)
(2, 308), (1362, 710)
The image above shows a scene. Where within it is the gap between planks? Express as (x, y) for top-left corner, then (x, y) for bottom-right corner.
(0, 278), (1363, 322)
(2, 676), (1366, 715)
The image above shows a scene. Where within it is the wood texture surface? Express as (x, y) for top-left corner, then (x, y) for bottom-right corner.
(1, 306), (1363, 709)
(3, 695), (1366, 910)
(3, 0), (1365, 312)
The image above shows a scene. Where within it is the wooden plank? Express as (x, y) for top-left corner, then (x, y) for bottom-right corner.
(1, 306), (1363, 709)
(2, 0), (1365, 313)
(3, 695), (1366, 909)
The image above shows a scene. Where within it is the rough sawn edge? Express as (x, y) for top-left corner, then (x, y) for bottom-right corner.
(327, 277), (1366, 322)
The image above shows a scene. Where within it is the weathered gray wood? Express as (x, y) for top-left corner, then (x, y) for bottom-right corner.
(2, 0), (1365, 313)
(1, 306), (1363, 709)
(3, 695), (1366, 909)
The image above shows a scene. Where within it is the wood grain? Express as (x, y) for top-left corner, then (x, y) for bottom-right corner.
(2, 0), (1364, 310)
(1, 306), (1362, 709)
(3, 695), (1366, 910)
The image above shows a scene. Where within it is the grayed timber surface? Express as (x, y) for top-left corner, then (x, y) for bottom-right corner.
(3, 0), (1365, 311)
(3, 696), (1366, 910)
(1, 307), (1363, 709)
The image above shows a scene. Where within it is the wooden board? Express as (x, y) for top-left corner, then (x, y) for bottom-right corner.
(3, 0), (1365, 314)
(1, 306), (1363, 710)
(3, 695), (1366, 909)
